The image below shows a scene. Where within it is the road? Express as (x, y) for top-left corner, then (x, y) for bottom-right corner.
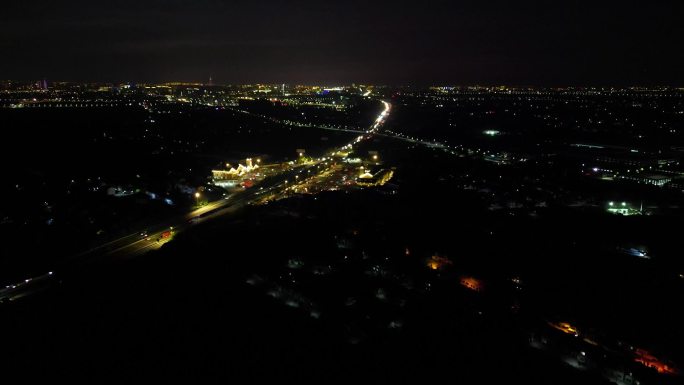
(0, 100), (393, 304)
(85, 162), (320, 261)
(0, 164), (314, 303)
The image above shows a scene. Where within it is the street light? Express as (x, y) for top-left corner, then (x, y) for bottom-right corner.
(195, 192), (200, 206)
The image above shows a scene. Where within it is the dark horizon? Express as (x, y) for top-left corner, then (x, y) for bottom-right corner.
(2, 0), (683, 86)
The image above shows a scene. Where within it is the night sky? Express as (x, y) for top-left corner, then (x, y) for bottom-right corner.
(2, 0), (683, 85)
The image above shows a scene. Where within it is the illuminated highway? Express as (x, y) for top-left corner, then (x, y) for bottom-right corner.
(0, 100), (392, 304)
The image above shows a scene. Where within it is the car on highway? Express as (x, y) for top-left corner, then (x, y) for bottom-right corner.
(156, 230), (172, 242)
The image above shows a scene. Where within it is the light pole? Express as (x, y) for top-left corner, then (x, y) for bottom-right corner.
(195, 192), (200, 206)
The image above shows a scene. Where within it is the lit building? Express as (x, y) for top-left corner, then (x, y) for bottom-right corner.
(427, 255), (452, 270)
(356, 169), (394, 187)
(549, 321), (579, 335)
(212, 158), (260, 187)
(606, 201), (641, 216)
(460, 276), (484, 292)
(618, 173), (672, 187)
(634, 348), (679, 375)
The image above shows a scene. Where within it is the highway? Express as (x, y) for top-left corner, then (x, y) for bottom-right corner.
(84, 162), (320, 261)
(0, 165), (311, 303)
(0, 100), (393, 305)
